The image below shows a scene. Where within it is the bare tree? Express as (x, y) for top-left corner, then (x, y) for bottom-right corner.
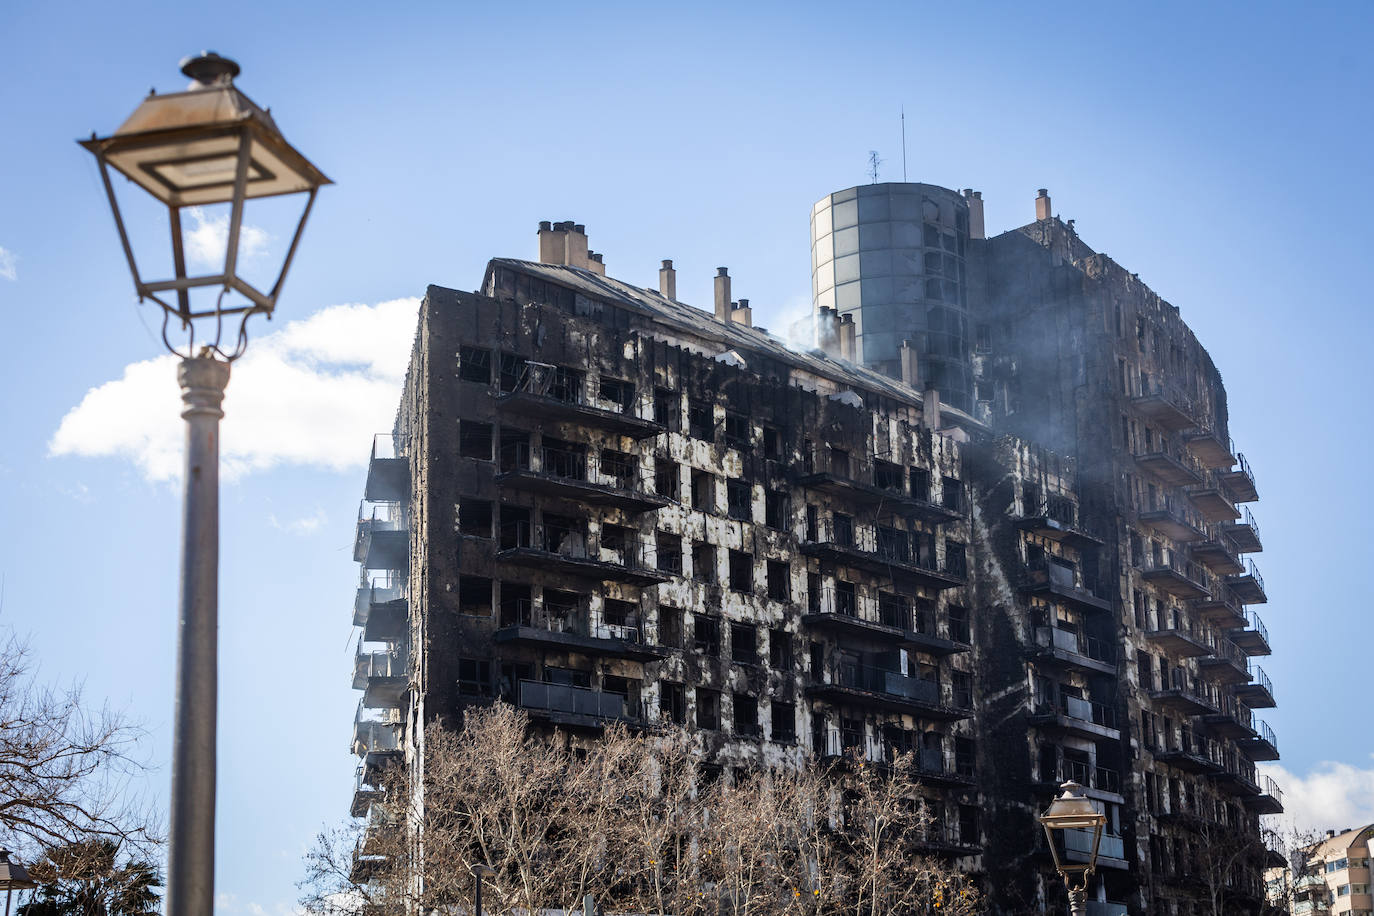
(0, 633), (159, 858)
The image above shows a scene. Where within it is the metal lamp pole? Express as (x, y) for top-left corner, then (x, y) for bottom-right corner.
(471, 863), (496, 916)
(1038, 781), (1105, 916)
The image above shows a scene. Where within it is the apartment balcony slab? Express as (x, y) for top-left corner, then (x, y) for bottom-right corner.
(1219, 517), (1262, 553)
(1131, 393), (1195, 431)
(1231, 616), (1271, 656)
(496, 546), (670, 586)
(355, 518), (408, 570)
(1225, 569), (1267, 605)
(1239, 733), (1280, 762)
(801, 611), (968, 656)
(1014, 515), (1103, 547)
(1143, 628), (1211, 658)
(1218, 463), (1259, 503)
(1148, 687), (1216, 717)
(1138, 509), (1206, 543)
(799, 541), (965, 590)
(1244, 784), (1284, 816)
(1028, 698), (1120, 741)
(365, 456), (409, 502)
(1020, 575), (1113, 614)
(495, 469), (670, 514)
(1208, 767), (1260, 796)
(1194, 594), (1247, 629)
(1186, 487), (1242, 524)
(495, 391), (664, 439)
(794, 472), (961, 523)
(1140, 565), (1211, 600)
(350, 786), (381, 818)
(1032, 627), (1117, 676)
(494, 624), (671, 662)
(1183, 431), (1236, 468)
(362, 599), (406, 643)
(1192, 539), (1244, 576)
(1234, 680), (1275, 709)
(1198, 710), (1256, 741)
(807, 668), (969, 721)
(1197, 651), (1250, 685)
(1135, 452), (1203, 487)
(1152, 747), (1222, 775)
(517, 680), (645, 730)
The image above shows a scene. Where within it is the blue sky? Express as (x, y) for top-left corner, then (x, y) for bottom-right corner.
(2, 0), (1372, 911)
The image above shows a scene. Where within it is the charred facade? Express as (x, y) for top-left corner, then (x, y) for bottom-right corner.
(349, 193), (1280, 916)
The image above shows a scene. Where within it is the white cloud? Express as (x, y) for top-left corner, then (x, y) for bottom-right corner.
(49, 297), (420, 482)
(269, 507), (328, 535)
(1262, 758), (1374, 834)
(185, 207), (270, 269)
(0, 246), (16, 281)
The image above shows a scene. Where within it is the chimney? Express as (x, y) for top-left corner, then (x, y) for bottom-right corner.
(564, 222), (590, 269)
(537, 220), (565, 265)
(899, 339), (919, 386)
(587, 252), (605, 277)
(1036, 189), (1052, 221)
(659, 259), (677, 299)
(838, 314), (856, 361)
(732, 297), (753, 327)
(923, 386), (941, 429)
(964, 189), (985, 240)
(817, 306), (840, 356)
(714, 267), (731, 321)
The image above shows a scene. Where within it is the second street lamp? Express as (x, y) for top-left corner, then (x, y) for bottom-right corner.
(79, 52), (330, 916)
(1038, 780), (1107, 916)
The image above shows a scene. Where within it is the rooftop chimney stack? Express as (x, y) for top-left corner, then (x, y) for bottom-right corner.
(964, 189), (986, 240)
(817, 306), (839, 357)
(1036, 189), (1052, 221)
(838, 314), (856, 361)
(537, 220), (564, 264)
(564, 222), (590, 269)
(732, 298), (753, 327)
(923, 386), (941, 430)
(714, 267), (732, 321)
(587, 251), (605, 276)
(659, 259), (677, 300)
(537, 220), (594, 269)
(899, 339), (919, 386)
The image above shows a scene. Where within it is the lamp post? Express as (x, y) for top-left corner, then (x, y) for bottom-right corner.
(79, 53), (329, 916)
(471, 863), (496, 916)
(1038, 780), (1107, 916)
(0, 850), (36, 916)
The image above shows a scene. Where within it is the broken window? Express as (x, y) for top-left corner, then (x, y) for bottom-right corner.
(688, 399), (714, 440)
(653, 387), (678, 429)
(601, 449), (636, 489)
(690, 470), (714, 512)
(458, 500), (492, 538)
(874, 460), (903, 493)
(807, 572), (821, 614)
(544, 589), (579, 627)
(828, 446), (850, 477)
(458, 421), (493, 460)
(724, 411), (749, 448)
(771, 701), (796, 742)
(696, 687), (720, 730)
(692, 542), (716, 583)
(952, 671), (973, 708)
(835, 580), (856, 617)
(832, 513), (854, 547)
(730, 623), (757, 664)
(762, 426), (781, 459)
(909, 467), (931, 502)
(945, 541), (967, 578)
(542, 437), (586, 480)
(499, 506), (530, 549)
(658, 606), (683, 648)
(879, 592), (909, 630)
(940, 476), (963, 512)
(956, 737), (975, 777)
(601, 524), (632, 562)
(765, 490), (788, 530)
(769, 628), (792, 670)
(726, 480), (751, 521)
(499, 429), (531, 471)
(498, 353), (527, 392)
(949, 605), (970, 644)
(733, 694), (759, 736)
(457, 576), (492, 617)
(693, 615), (721, 657)
(767, 560), (790, 602)
(548, 366), (583, 404)
(660, 682), (686, 724)
(543, 513), (584, 556)
(602, 599), (636, 632)
(457, 658), (492, 697)
(805, 505), (819, 541)
(459, 346), (492, 383)
(498, 583), (532, 626)
(728, 550), (753, 593)
(958, 805), (979, 845)
(1022, 481), (1042, 515)
(654, 458), (679, 499)
(599, 376), (634, 414)
(656, 532), (682, 575)
(877, 525), (908, 562)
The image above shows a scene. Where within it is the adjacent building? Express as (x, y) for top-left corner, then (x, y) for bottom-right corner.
(348, 186), (1282, 915)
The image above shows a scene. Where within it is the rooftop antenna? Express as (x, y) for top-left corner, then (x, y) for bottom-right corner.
(901, 106), (908, 182)
(867, 150), (883, 184)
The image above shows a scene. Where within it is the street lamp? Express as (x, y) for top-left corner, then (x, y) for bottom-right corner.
(79, 53), (329, 916)
(0, 850), (36, 916)
(1038, 780), (1106, 916)
(471, 863), (496, 916)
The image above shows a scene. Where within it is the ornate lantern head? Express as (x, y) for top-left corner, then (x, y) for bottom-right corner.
(1038, 780), (1106, 880)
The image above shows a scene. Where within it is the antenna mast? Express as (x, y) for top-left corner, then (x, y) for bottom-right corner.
(901, 106), (908, 182)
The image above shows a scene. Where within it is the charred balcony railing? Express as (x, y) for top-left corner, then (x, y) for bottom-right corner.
(516, 680), (644, 728)
(1220, 506), (1263, 553)
(1199, 695), (1257, 741)
(794, 456), (962, 524)
(1021, 558), (1113, 612)
(1138, 553), (1211, 600)
(1237, 663), (1276, 708)
(802, 590), (968, 656)
(495, 443), (668, 513)
(496, 520), (670, 586)
(354, 500), (408, 570)
(353, 570), (406, 632)
(1032, 693), (1120, 738)
(800, 518), (965, 589)
(364, 432), (409, 502)
(1240, 718), (1280, 762)
(1139, 498), (1207, 542)
(352, 702), (401, 764)
(1134, 446), (1204, 488)
(1191, 581), (1247, 629)
(1245, 774), (1284, 815)
(350, 764), (383, 818)
(1225, 557), (1267, 604)
(353, 647), (409, 709)
(1219, 451), (1259, 503)
(1016, 497), (1103, 546)
(1131, 382), (1197, 431)
(1197, 634), (1250, 684)
(1232, 608), (1271, 656)
(1033, 626), (1117, 675)
(1151, 731), (1223, 774)
(1185, 471), (1242, 524)
(808, 662), (967, 720)
(1142, 622), (1211, 658)
(494, 598), (669, 661)
(1150, 668), (1218, 716)
(1191, 528), (1244, 575)
(495, 362), (663, 439)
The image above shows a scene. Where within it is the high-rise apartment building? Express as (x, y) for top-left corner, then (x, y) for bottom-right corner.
(348, 187), (1281, 916)
(1286, 826), (1374, 916)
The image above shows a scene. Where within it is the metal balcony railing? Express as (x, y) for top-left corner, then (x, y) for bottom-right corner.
(539, 444), (587, 480)
(1258, 774), (1284, 806)
(833, 662), (941, 706)
(1036, 627), (1117, 664)
(1236, 557), (1265, 591)
(1205, 634), (1247, 667)
(357, 499), (406, 531)
(498, 598), (647, 645)
(1065, 828), (1126, 860)
(1248, 663), (1274, 699)
(1241, 608), (1269, 645)
(354, 648), (408, 681)
(1060, 694), (1118, 729)
(498, 520), (658, 573)
(517, 680), (640, 721)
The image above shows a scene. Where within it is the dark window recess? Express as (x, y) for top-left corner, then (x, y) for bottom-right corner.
(459, 346), (492, 383)
(953, 671), (973, 709)
(771, 701), (796, 741)
(806, 505), (819, 541)
(879, 592), (909, 629)
(696, 687), (720, 730)
(694, 615), (721, 657)
(660, 682), (686, 724)
(655, 459), (679, 499)
(658, 607), (683, 648)
(832, 513), (854, 547)
(729, 550), (753, 593)
(910, 467), (931, 501)
(457, 576), (492, 617)
(656, 533), (682, 575)
(949, 605), (970, 643)
(498, 661), (534, 700)
(653, 387), (679, 429)
(599, 376), (635, 414)
(692, 542), (716, 583)
(767, 560), (791, 602)
(959, 805), (979, 845)
(769, 628), (793, 669)
(877, 525), (908, 562)
(874, 460), (903, 493)
(765, 491), (789, 530)
(601, 524), (631, 557)
(762, 426), (781, 459)
(498, 353), (526, 392)
(688, 400), (714, 440)
(727, 480), (752, 521)
(601, 449), (636, 489)
(603, 599), (635, 628)
(841, 716), (864, 752)
(975, 380), (995, 402)
(946, 541), (967, 578)
(458, 658), (492, 697)
(956, 737), (975, 776)
(542, 437), (586, 479)
(499, 506), (530, 549)
(829, 447), (851, 477)
(1023, 481), (1042, 514)
(499, 583), (532, 626)
(548, 366), (583, 403)
(731, 623), (758, 664)
(941, 477), (963, 511)
(975, 323), (992, 353)
(724, 411), (749, 448)
(691, 470), (714, 512)
(810, 642), (825, 679)
(458, 500), (492, 538)
(733, 694), (759, 736)
(802, 438), (815, 474)
(807, 572), (821, 614)
(835, 580), (857, 617)
(459, 421), (493, 460)
(499, 429), (530, 471)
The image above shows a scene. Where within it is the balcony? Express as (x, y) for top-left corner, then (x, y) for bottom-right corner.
(1183, 430), (1236, 469)
(1138, 556), (1211, 600)
(1149, 670), (1217, 716)
(1021, 560), (1113, 613)
(351, 765), (382, 818)
(1225, 558), (1266, 604)
(364, 433), (409, 502)
(494, 603), (670, 662)
(1197, 636), (1250, 684)
(1191, 536), (1244, 576)
(799, 521), (965, 591)
(1239, 719), (1279, 762)
(1029, 695), (1120, 740)
(1185, 484), (1241, 524)
(352, 705), (401, 766)
(353, 648), (408, 708)
(1231, 608), (1271, 656)
(1131, 386), (1196, 431)
(517, 680), (644, 730)
(1143, 626), (1211, 658)
(1192, 585), (1247, 629)
(802, 594), (969, 657)
(1152, 736), (1222, 775)
(794, 459), (961, 524)
(1037, 759), (1123, 802)
(1134, 450), (1203, 487)
(1244, 774), (1284, 815)
(1015, 502), (1102, 547)
(354, 501), (408, 570)
(807, 663), (968, 721)
(1219, 507), (1263, 553)
(495, 375), (663, 440)
(1235, 662), (1276, 708)
(496, 522), (670, 587)
(1199, 697), (1257, 740)
(1138, 503), (1206, 542)
(1062, 828), (1128, 870)
(1032, 626), (1117, 676)
(1218, 452), (1258, 503)
(495, 444), (669, 514)
(353, 572), (406, 642)
(1208, 751), (1261, 796)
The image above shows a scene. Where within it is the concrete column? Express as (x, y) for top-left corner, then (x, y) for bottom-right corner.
(714, 267), (731, 321)
(659, 259), (676, 299)
(166, 354), (230, 916)
(900, 339), (919, 386)
(1036, 189), (1052, 221)
(964, 189), (986, 240)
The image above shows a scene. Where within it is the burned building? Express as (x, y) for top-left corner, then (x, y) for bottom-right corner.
(349, 192), (1280, 915)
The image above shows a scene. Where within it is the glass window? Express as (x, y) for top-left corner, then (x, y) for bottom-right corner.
(834, 254), (860, 284)
(832, 198), (858, 229)
(858, 222), (890, 250)
(857, 194), (889, 221)
(834, 226), (859, 257)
